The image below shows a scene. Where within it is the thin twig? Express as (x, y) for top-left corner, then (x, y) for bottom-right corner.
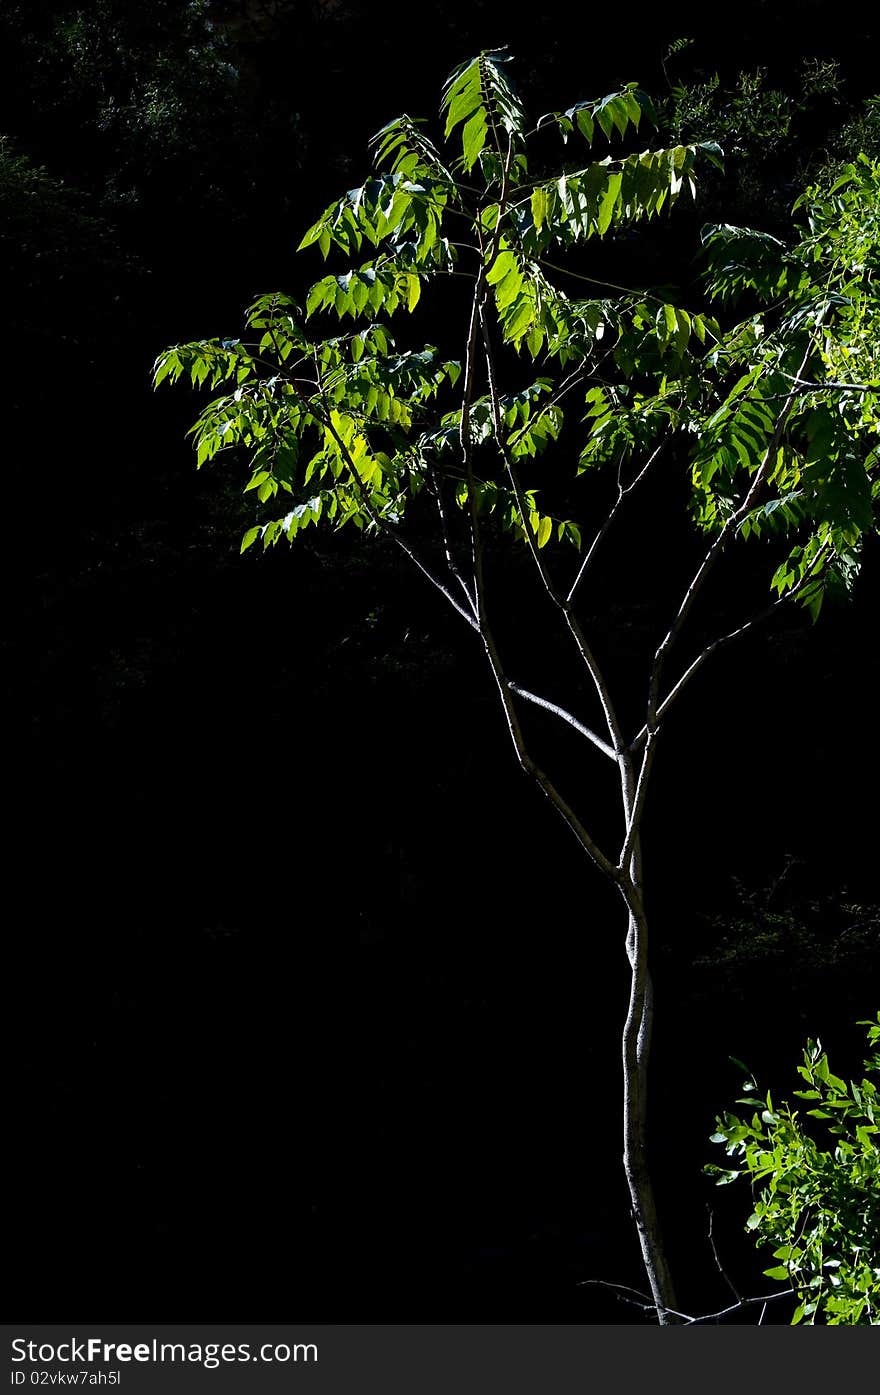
(644, 343), (814, 736)
(577, 1278), (656, 1311)
(567, 440), (668, 606)
(682, 1289), (796, 1325)
(310, 366), (480, 631)
(707, 1204), (742, 1305)
(426, 463), (478, 617)
(782, 374), (878, 393)
(629, 553), (828, 754)
(577, 1276), (796, 1324)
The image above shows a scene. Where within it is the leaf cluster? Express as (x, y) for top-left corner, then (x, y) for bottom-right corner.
(709, 1014), (880, 1324)
(155, 53), (880, 621)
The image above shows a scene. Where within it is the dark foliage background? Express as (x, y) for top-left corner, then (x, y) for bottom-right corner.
(4, 0), (880, 1321)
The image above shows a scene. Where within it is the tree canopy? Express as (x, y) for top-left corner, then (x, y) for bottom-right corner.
(157, 55), (880, 623)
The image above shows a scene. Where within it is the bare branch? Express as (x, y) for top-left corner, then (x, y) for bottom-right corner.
(507, 683), (618, 760)
(567, 439), (668, 607)
(536, 256), (658, 303)
(459, 272), (488, 607)
(478, 301), (562, 607)
(629, 555), (828, 754)
(577, 1276), (796, 1325)
(618, 734), (658, 873)
(473, 554), (619, 879)
(389, 537), (481, 630)
(447, 208), (619, 882)
(477, 301), (628, 760)
(783, 373), (878, 394)
(645, 346), (813, 734)
(577, 1278), (656, 1312)
(426, 464), (478, 617)
(707, 1205), (741, 1305)
(315, 391), (480, 632)
(682, 1289), (796, 1325)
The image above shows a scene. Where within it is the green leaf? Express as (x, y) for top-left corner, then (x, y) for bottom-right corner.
(445, 84), (483, 136)
(526, 325), (544, 358)
(597, 172), (622, 234)
(297, 216), (328, 252)
(575, 108), (595, 144)
(441, 56), (483, 138)
(244, 469), (272, 492)
(503, 296), (536, 344)
(486, 248), (517, 285)
(697, 140), (724, 172)
(462, 109), (488, 170)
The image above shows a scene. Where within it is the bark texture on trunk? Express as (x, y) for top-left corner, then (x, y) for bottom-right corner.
(622, 900), (679, 1323)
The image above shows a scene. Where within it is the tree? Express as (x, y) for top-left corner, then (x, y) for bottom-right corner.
(154, 52), (880, 1321)
(709, 1013), (880, 1324)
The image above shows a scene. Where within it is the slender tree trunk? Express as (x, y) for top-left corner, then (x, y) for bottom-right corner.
(621, 891), (678, 1323)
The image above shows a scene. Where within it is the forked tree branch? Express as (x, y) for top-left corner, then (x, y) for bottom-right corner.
(645, 345), (813, 733)
(315, 402), (481, 631)
(618, 733), (658, 873)
(485, 646), (622, 880)
(456, 261), (620, 880)
(629, 549), (830, 754)
(681, 1288), (796, 1325)
(567, 440), (668, 607)
(577, 1277), (797, 1324)
(426, 462), (479, 617)
(477, 302), (629, 761)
